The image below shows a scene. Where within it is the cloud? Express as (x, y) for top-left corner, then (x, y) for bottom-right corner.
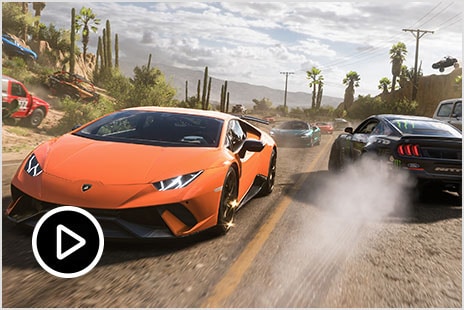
(37, 1), (462, 97)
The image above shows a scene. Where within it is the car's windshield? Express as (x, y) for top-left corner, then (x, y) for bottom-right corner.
(278, 121), (309, 130)
(391, 119), (462, 137)
(75, 110), (224, 147)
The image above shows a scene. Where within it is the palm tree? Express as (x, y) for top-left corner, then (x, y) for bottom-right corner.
(342, 71), (360, 110)
(75, 7), (100, 62)
(316, 76), (324, 109)
(306, 67), (322, 109)
(390, 42), (407, 92)
(378, 77), (391, 94)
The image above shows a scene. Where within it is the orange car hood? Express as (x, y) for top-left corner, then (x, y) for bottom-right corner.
(39, 134), (224, 185)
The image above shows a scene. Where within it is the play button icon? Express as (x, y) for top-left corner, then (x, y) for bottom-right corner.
(32, 206), (104, 278)
(56, 224), (86, 260)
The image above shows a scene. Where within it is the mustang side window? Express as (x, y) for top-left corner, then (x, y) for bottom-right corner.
(357, 120), (379, 134)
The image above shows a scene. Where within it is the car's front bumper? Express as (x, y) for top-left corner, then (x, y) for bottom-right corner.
(6, 185), (205, 239)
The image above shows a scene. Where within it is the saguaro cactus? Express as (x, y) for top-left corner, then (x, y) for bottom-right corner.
(70, 8), (76, 74)
(196, 79), (201, 106)
(114, 33), (119, 69)
(201, 66), (209, 110)
(105, 20), (112, 68)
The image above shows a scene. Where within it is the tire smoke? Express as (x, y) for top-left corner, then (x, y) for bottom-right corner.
(255, 157), (415, 307)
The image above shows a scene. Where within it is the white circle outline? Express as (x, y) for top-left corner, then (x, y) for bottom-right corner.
(32, 206), (104, 279)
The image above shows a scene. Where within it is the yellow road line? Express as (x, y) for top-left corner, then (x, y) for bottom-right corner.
(202, 136), (334, 307)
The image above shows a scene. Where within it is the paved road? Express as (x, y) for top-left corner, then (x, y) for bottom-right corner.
(2, 133), (461, 307)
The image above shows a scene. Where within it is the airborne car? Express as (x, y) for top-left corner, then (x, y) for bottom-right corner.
(6, 107), (277, 239)
(328, 114), (462, 194)
(432, 56), (458, 72)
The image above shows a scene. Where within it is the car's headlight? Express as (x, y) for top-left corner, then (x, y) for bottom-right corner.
(24, 153), (43, 177)
(153, 171), (203, 191)
(301, 131), (312, 137)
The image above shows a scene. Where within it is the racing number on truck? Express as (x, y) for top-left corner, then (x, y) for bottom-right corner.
(18, 99), (28, 110)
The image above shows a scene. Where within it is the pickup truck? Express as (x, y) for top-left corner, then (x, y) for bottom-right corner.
(2, 75), (50, 127)
(432, 98), (462, 130)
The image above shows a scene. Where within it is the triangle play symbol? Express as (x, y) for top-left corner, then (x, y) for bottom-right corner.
(56, 224), (86, 260)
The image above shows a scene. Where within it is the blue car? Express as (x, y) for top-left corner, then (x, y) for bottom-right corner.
(270, 120), (321, 147)
(2, 33), (37, 61)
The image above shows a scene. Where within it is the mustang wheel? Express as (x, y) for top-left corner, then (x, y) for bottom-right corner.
(215, 167), (238, 235)
(258, 149), (277, 196)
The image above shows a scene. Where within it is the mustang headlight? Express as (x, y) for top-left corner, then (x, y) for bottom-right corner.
(24, 153), (43, 177)
(153, 171), (203, 191)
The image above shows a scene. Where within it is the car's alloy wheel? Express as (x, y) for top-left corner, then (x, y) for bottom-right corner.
(215, 167), (238, 235)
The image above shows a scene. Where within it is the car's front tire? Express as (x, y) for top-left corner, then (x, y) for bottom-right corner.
(27, 108), (44, 128)
(213, 167), (239, 235)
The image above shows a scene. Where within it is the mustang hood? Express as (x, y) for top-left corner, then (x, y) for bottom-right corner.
(35, 134), (222, 185)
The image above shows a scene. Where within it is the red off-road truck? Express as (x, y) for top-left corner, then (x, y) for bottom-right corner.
(2, 75), (50, 127)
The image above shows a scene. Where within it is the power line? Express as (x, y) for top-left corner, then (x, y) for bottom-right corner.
(416, 2), (455, 29)
(319, 2), (457, 72)
(408, 1), (444, 28)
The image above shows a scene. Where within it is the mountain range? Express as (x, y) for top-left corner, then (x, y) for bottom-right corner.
(124, 62), (343, 109)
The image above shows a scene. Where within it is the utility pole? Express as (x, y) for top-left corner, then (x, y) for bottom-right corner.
(280, 71), (294, 113)
(402, 28), (434, 100)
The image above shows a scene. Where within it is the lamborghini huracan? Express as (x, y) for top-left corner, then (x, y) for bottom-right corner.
(6, 107), (277, 239)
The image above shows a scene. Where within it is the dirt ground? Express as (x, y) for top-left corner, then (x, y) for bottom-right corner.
(2, 108), (63, 161)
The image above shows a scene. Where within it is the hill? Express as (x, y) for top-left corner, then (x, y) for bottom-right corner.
(120, 62), (342, 109)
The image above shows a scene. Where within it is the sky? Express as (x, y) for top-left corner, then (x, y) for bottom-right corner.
(35, 1), (462, 98)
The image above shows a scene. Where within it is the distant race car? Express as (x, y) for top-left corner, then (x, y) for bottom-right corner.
(6, 107), (277, 239)
(432, 56), (458, 72)
(2, 33), (37, 61)
(270, 120), (321, 147)
(333, 118), (351, 130)
(328, 114), (462, 194)
(315, 122), (334, 134)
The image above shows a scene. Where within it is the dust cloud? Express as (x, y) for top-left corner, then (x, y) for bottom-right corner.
(315, 157), (415, 221)
(255, 157), (416, 307)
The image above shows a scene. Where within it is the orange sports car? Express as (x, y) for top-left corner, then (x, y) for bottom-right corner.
(6, 107), (277, 239)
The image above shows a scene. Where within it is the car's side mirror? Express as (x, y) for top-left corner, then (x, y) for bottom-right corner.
(344, 127), (353, 134)
(238, 139), (265, 158)
(71, 124), (82, 131)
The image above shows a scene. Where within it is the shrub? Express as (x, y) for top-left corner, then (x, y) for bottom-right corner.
(348, 95), (418, 119)
(53, 97), (115, 135)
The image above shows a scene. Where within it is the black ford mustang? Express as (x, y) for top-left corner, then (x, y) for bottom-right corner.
(328, 114), (462, 194)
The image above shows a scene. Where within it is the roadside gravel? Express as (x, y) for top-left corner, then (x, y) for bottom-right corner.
(322, 199), (462, 308)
